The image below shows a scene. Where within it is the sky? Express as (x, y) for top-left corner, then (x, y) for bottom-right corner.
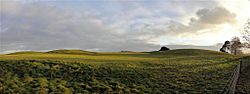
(0, 0), (250, 53)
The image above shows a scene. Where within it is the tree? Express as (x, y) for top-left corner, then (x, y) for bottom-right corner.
(159, 46), (170, 51)
(230, 37), (242, 55)
(220, 41), (230, 53)
(242, 19), (250, 47)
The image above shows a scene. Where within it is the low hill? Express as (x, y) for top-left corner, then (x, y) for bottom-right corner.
(8, 49), (96, 55)
(151, 49), (229, 56)
(8, 51), (44, 55)
(46, 49), (96, 55)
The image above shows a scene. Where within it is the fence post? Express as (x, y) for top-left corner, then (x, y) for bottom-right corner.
(223, 56), (250, 94)
(230, 63), (240, 94)
(240, 60), (242, 73)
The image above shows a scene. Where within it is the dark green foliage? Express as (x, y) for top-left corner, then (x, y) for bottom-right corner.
(159, 46), (170, 51)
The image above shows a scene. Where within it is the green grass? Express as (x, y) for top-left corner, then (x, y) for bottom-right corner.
(0, 49), (243, 93)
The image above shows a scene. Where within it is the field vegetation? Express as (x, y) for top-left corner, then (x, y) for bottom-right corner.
(0, 49), (243, 93)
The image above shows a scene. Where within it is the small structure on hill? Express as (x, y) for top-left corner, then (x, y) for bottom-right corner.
(159, 46), (170, 51)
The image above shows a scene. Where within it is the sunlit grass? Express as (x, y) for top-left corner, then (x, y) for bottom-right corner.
(0, 49), (243, 93)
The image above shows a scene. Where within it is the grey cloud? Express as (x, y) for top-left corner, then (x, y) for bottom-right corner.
(113, 6), (238, 47)
(192, 7), (236, 25)
(121, 6), (237, 39)
(167, 7), (237, 36)
(0, 2), (159, 53)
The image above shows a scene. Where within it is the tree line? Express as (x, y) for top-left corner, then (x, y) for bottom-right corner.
(220, 19), (250, 55)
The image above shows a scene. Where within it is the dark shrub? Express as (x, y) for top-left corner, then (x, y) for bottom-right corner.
(159, 46), (170, 51)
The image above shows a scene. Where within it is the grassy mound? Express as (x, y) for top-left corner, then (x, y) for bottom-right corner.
(151, 49), (229, 56)
(8, 51), (44, 55)
(46, 49), (95, 55)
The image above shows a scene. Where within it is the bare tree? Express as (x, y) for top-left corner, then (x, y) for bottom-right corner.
(242, 19), (250, 47)
(230, 37), (242, 55)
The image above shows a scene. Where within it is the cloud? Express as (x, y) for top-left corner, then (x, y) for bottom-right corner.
(188, 7), (237, 31)
(0, 1), (159, 53)
(172, 7), (237, 35)
(0, 0), (242, 53)
(116, 6), (237, 46)
(194, 7), (236, 24)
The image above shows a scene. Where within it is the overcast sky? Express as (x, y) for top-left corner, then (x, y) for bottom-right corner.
(0, 0), (250, 53)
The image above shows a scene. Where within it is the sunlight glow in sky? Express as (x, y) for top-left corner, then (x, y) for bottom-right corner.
(0, 0), (250, 53)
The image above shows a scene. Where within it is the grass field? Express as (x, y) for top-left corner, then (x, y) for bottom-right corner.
(0, 49), (243, 93)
